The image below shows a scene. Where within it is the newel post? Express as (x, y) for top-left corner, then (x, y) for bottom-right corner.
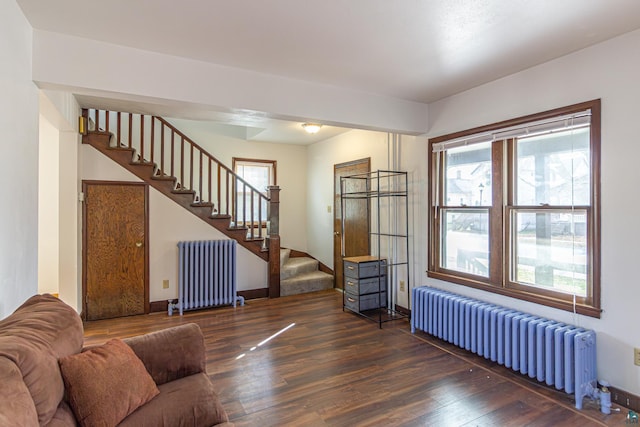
(267, 186), (280, 298)
(80, 109), (89, 136)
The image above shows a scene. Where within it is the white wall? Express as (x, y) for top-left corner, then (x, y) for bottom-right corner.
(396, 134), (428, 309)
(307, 129), (392, 269)
(37, 114), (59, 295)
(38, 90), (82, 312)
(31, 30), (428, 136)
(38, 90), (82, 311)
(166, 118), (309, 251)
(81, 145), (268, 300)
(58, 128), (80, 310)
(0, 2), (38, 319)
(418, 29), (640, 395)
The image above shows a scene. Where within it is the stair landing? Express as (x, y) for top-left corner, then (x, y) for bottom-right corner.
(280, 249), (334, 297)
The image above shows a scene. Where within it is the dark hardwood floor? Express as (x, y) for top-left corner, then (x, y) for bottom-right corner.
(83, 290), (625, 426)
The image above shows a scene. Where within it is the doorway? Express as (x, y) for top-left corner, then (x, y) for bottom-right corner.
(82, 181), (149, 320)
(334, 158), (371, 290)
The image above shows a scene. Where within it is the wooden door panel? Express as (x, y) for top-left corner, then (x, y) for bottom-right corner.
(84, 182), (147, 320)
(334, 159), (370, 290)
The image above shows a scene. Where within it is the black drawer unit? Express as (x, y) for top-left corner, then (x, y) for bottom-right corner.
(344, 291), (387, 312)
(343, 256), (387, 313)
(344, 256), (387, 279)
(344, 275), (387, 295)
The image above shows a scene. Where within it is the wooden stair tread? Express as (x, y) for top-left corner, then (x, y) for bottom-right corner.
(88, 131), (111, 137)
(210, 214), (232, 219)
(227, 226), (249, 232)
(151, 175), (176, 181)
(107, 146), (134, 152)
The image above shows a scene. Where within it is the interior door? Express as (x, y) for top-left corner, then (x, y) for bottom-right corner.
(334, 158), (370, 290)
(83, 181), (148, 320)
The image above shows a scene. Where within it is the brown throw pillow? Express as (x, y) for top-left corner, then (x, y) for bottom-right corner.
(59, 339), (159, 427)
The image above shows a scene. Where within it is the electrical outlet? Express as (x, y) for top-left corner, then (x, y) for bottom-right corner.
(635, 348), (640, 366)
(327, 205), (332, 213)
(399, 280), (405, 292)
(162, 279), (170, 289)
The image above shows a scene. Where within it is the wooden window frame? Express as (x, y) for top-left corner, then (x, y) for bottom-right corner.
(232, 157), (277, 189)
(428, 100), (601, 318)
(232, 157), (277, 227)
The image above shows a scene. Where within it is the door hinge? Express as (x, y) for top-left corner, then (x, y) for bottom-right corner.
(79, 192), (85, 203)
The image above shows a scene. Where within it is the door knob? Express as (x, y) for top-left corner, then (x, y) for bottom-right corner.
(136, 242), (143, 247)
(334, 231), (340, 236)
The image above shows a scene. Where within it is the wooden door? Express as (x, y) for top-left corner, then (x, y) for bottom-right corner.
(334, 159), (370, 290)
(83, 182), (149, 320)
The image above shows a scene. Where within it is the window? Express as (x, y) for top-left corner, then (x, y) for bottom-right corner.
(233, 158), (276, 224)
(428, 100), (601, 317)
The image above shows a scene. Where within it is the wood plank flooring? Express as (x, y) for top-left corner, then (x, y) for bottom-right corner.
(83, 290), (626, 426)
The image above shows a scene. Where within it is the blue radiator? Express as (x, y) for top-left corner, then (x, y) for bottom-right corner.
(411, 286), (597, 410)
(170, 240), (244, 315)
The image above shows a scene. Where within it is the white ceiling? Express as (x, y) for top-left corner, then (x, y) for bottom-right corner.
(17, 0), (640, 143)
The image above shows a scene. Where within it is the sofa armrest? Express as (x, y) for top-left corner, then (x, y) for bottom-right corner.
(122, 323), (206, 385)
(0, 357), (39, 427)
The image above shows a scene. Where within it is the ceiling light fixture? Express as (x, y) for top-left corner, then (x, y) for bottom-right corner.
(302, 123), (322, 134)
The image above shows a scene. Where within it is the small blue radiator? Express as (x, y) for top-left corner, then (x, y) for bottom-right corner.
(411, 286), (597, 410)
(170, 240), (244, 316)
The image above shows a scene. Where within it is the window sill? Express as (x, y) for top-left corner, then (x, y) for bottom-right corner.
(426, 270), (601, 318)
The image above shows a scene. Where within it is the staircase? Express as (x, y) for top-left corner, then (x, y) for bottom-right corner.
(81, 108), (281, 296)
(280, 249), (334, 296)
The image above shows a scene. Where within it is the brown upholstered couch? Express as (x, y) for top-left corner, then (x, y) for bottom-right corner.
(0, 294), (233, 426)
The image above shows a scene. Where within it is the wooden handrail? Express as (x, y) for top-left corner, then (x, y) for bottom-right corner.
(85, 108), (274, 240)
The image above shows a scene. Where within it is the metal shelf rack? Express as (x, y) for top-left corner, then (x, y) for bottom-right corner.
(340, 170), (410, 327)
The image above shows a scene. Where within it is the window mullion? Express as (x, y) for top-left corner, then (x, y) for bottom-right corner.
(490, 139), (505, 286)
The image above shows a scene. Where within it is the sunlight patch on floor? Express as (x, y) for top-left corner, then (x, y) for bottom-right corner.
(236, 322), (296, 360)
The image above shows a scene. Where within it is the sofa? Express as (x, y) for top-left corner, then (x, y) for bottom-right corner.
(0, 294), (233, 426)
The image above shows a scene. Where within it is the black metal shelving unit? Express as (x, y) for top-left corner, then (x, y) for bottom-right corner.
(340, 170), (410, 328)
